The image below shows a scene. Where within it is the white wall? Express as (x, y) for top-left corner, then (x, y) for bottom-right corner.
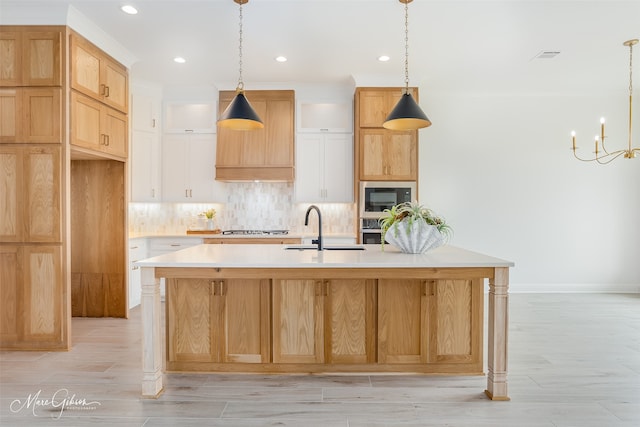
(419, 91), (640, 292)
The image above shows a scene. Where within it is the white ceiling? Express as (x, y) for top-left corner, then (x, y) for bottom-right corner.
(2, 0), (639, 94)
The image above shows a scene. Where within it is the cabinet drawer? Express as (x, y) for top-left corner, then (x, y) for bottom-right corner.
(148, 237), (202, 256)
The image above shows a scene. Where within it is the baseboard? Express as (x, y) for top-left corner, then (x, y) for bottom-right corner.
(507, 283), (640, 293)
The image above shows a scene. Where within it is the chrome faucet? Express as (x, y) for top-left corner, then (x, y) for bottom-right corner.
(304, 205), (323, 251)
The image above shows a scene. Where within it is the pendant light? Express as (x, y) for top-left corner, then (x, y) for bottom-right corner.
(218, 0), (264, 130)
(383, 0), (432, 131)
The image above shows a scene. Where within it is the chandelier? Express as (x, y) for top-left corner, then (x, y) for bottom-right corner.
(571, 39), (638, 164)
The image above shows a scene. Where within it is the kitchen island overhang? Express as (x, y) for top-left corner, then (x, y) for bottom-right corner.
(137, 244), (514, 401)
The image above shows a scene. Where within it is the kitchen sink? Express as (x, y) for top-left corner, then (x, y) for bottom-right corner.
(283, 245), (366, 251)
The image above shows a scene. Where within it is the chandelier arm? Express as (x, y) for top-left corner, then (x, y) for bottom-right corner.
(595, 151), (627, 164)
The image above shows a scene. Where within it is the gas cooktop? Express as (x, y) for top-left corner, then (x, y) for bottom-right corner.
(221, 230), (289, 236)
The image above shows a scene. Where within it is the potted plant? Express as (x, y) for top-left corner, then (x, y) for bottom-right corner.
(378, 201), (452, 253)
(202, 208), (217, 230)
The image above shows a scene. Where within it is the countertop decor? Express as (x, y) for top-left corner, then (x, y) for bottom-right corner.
(379, 201), (451, 254)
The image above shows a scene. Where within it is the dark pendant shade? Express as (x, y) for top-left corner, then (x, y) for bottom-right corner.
(383, 93), (432, 130)
(218, 91), (264, 130)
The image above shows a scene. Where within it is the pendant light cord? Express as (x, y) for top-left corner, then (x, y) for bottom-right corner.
(237, 2), (244, 91)
(404, 0), (410, 94)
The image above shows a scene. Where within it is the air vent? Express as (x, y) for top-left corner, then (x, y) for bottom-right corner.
(533, 50), (561, 60)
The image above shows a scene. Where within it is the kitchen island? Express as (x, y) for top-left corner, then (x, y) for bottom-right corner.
(137, 244), (513, 400)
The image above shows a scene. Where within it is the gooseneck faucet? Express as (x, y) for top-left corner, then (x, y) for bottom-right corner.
(304, 205), (323, 251)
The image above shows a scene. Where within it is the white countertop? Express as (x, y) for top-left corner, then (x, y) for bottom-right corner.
(135, 244), (514, 269)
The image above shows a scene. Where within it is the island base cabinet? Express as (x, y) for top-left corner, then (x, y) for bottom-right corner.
(166, 278), (270, 368)
(272, 278), (376, 365)
(378, 278), (483, 372)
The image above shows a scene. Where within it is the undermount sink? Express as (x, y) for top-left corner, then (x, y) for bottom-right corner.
(284, 245), (366, 251)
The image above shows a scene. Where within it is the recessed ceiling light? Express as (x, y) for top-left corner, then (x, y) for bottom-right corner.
(275, 56), (287, 63)
(121, 5), (138, 15)
(174, 57), (186, 64)
(378, 55), (390, 62)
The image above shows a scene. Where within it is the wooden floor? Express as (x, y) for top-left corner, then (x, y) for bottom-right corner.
(1, 293), (639, 426)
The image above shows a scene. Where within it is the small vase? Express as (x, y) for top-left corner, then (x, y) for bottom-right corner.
(206, 219), (215, 230)
(384, 218), (444, 254)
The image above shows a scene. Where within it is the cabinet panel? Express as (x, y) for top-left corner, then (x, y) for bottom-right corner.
(0, 29), (61, 87)
(360, 129), (416, 181)
(167, 278), (213, 362)
(378, 279), (428, 364)
(272, 279), (324, 363)
(358, 88), (417, 128)
(0, 145), (60, 243)
(131, 130), (161, 201)
(325, 279), (375, 364)
(0, 245), (64, 345)
(70, 32), (128, 113)
(71, 91), (127, 158)
(0, 88), (62, 143)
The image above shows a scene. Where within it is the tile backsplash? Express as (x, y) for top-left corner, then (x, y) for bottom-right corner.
(129, 182), (356, 236)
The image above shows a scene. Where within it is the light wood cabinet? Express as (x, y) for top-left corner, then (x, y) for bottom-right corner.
(359, 129), (416, 181)
(0, 145), (61, 243)
(70, 91), (127, 158)
(378, 278), (482, 368)
(166, 278), (270, 365)
(0, 245), (64, 348)
(0, 28), (62, 87)
(70, 32), (128, 113)
(272, 278), (375, 364)
(295, 133), (353, 203)
(216, 90), (294, 181)
(358, 88), (417, 128)
(0, 87), (62, 143)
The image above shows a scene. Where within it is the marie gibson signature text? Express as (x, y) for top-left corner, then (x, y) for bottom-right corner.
(10, 388), (101, 419)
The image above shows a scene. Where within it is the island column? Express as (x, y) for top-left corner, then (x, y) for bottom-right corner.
(485, 266), (510, 400)
(141, 267), (164, 398)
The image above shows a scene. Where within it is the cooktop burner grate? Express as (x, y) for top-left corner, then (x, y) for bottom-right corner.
(221, 229), (289, 235)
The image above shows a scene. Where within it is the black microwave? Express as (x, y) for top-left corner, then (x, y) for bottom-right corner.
(360, 181), (416, 219)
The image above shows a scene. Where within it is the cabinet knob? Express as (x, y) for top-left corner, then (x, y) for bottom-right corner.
(104, 86), (110, 97)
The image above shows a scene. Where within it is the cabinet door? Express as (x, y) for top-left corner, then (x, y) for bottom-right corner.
(0, 146), (60, 243)
(187, 134), (215, 202)
(161, 134), (189, 201)
(386, 131), (416, 180)
(215, 279), (270, 363)
(132, 91), (160, 132)
(325, 279), (375, 364)
(426, 279), (482, 366)
(102, 57), (128, 113)
(272, 279), (324, 363)
(360, 129), (385, 179)
(359, 90), (389, 128)
(71, 91), (102, 151)
(22, 31), (61, 86)
(166, 278), (214, 362)
(294, 133), (323, 201)
(71, 35), (102, 100)
(0, 31), (21, 86)
(0, 246), (21, 343)
(322, 133), (353, 202)
(378, 279), (428, 364)
(102, 105), (127, 157)
(23, 88), (62, 143)
(24, 146), (61, 242)
(0, 146), (23, 241)
(0, 89), (19, 142)
(131, 130), (161, 201)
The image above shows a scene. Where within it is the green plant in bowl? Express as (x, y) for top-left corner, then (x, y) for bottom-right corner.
(378, 201), (452, 253)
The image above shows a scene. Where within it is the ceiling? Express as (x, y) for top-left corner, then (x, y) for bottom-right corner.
(2, 0), (640, 94)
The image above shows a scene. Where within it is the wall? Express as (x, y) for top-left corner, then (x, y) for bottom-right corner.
(419, 91), (640, 292)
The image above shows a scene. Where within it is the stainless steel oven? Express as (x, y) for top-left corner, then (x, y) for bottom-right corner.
(359, 181), (416, 243)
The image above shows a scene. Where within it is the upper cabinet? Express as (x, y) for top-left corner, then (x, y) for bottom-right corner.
(358, 88), (417, 128)
(355, 87), (419, 181)
(0, 28), (62, 87)
(164, 101), (216, 134)
(70, 32), (128, 113)
(216, 90), (294, 181)
(130, 87), (162, 201)
(297, 101), (352, 133)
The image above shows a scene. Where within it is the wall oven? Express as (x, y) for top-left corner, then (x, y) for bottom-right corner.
(359, 181), (416, 243)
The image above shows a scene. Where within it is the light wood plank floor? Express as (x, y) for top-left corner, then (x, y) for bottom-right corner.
(1, 293), (639, 426)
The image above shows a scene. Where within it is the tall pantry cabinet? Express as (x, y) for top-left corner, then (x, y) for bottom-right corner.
(0, 26), (129, 351)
